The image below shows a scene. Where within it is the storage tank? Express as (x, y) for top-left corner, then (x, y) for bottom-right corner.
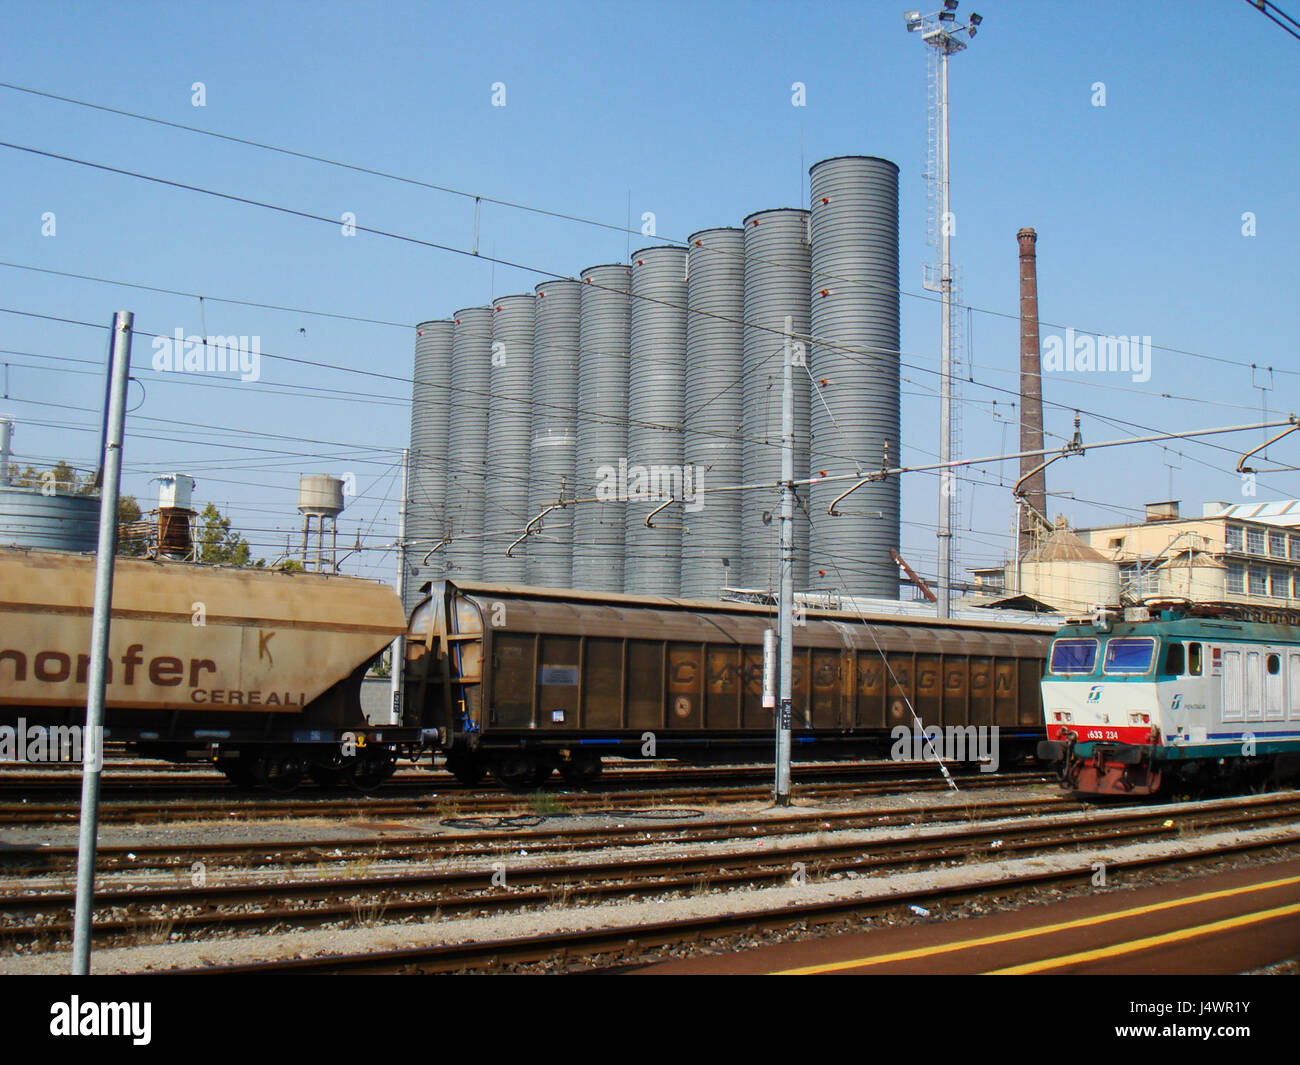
(572, 264), (631, 592)
(624, 246), (687, 596)
(741, 208), (811, 593)
(484, 294), (534, 583)
(682, 227), (745, 599)
(446, 307), (493, 580)
(408, 320), (453, 608)
(528, 279), (581, 587)
(0, 486), (98, 552)
(807, 156), (901, 598)
(1017, 524), (1121, 612)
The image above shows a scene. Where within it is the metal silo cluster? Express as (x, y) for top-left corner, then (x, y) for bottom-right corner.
(406, 154), (903, 603)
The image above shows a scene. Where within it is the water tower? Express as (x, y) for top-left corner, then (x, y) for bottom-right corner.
(155, 473), (196, 559)
(298, 474), (345, 572)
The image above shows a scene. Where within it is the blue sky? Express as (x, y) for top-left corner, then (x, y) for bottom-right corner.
(1, 0), (1297, 588)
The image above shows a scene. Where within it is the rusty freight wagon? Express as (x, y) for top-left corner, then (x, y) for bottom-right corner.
(402, 582), (1054, 788)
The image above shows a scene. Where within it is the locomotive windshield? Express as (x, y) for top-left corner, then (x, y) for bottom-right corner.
(1049, 638), (1098, 674)
(1102, 637), (1156, 674)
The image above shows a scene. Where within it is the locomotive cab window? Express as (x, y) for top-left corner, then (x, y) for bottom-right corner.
(1103, 637), (1155, 675)
(1164, 642), (1184, 676)
(1049, 638), (1098, 675)
(1187, 642), (1202, 676)
(1268, 653), (1281, 676)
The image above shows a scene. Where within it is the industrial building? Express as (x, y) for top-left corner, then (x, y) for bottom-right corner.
(405, 155), (903, 604)
(970, 499), (1300, 616)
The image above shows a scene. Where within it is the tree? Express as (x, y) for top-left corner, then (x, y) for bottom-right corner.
(196, 502), (253, 565)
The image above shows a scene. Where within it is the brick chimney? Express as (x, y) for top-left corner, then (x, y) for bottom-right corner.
(1018, 227), (1047, 557)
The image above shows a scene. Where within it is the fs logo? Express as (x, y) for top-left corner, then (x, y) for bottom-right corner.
(1086, 685), (1103, 704)
(1171, 693), (1182, 711)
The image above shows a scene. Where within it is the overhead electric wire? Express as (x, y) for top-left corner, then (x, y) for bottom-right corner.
(0, 82), (1287, 382)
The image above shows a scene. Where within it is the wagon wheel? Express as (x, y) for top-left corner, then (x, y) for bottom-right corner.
(348, 748), (397, 794)
(491, 754), (549, 792)
(559, 752), (602, 786)
(255, 753), (306, 794)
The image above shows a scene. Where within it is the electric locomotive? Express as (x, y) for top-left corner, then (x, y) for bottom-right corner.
(1037, 606), (1300, 796)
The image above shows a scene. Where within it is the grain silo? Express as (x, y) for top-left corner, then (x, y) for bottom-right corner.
(807, 156), (901, 597)
(624, 246), (687, 596)
(741, 208), (811, 593)
(572, 263), (631, 592)
(681, 227), (745, 598)
(483, 294), (534, 582)
(445, 306), (492, 580)
(406, 319), (452, 609)
(527, 279), (581, 587)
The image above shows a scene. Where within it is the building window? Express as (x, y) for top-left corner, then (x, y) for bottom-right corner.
(1250, 567), (1267, 596)
(1272, 568), (1290, 598)
(1227, 563), (1245, 594)
(1225, 525), (1244, 552)
(1270, 531), (1286, 557)
(1247, 527), (1265, 555)
(1290, 535), (1300, 560)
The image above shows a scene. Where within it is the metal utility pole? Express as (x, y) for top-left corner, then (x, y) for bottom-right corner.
(775, 316), (795, 806)
(72, 310), (134, 975)
(390, 448), (409, 725)
(906, 4), (982, 618)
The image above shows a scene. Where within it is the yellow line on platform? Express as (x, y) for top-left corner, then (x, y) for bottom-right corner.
(771, 872), (1300, 974)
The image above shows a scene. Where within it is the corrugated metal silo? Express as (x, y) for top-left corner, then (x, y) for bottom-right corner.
(572, 263), (631, 592)
(682, 227), (745, 599)
(808, 156), (901, 598)
(0, 487), (98, 551)
(446, 306), (493, 580)
(407, 319), (452, 611)
(483, 294), (534, 583)
(624, 246), (687, 596)
(741, 208), (811, 593)
(527, 279), (581, 587)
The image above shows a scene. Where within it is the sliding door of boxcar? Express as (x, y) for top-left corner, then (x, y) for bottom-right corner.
(492, 633), (536, 728)
(581, 637), (622, 730)
(706, 645), (742, 730)
(627, 640), (664, 731)
(667, 643), (704, 729)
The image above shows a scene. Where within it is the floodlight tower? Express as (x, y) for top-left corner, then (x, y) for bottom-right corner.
(905, 3), (982, 619)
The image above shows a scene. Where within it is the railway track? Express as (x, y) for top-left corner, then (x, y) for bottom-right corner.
(1, 794), (1074, 877)
(5, 790), (1298, 953)
(0, 769), (1052, 826)
(174, 830), (1300, 976)
(0, 758), (1015, 798)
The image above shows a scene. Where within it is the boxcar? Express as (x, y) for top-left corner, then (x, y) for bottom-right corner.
(403, 581), (1053, 787)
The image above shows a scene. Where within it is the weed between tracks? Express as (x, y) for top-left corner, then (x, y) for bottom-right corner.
(530, 792), (570, 818)
(349, 896), (388, 928)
